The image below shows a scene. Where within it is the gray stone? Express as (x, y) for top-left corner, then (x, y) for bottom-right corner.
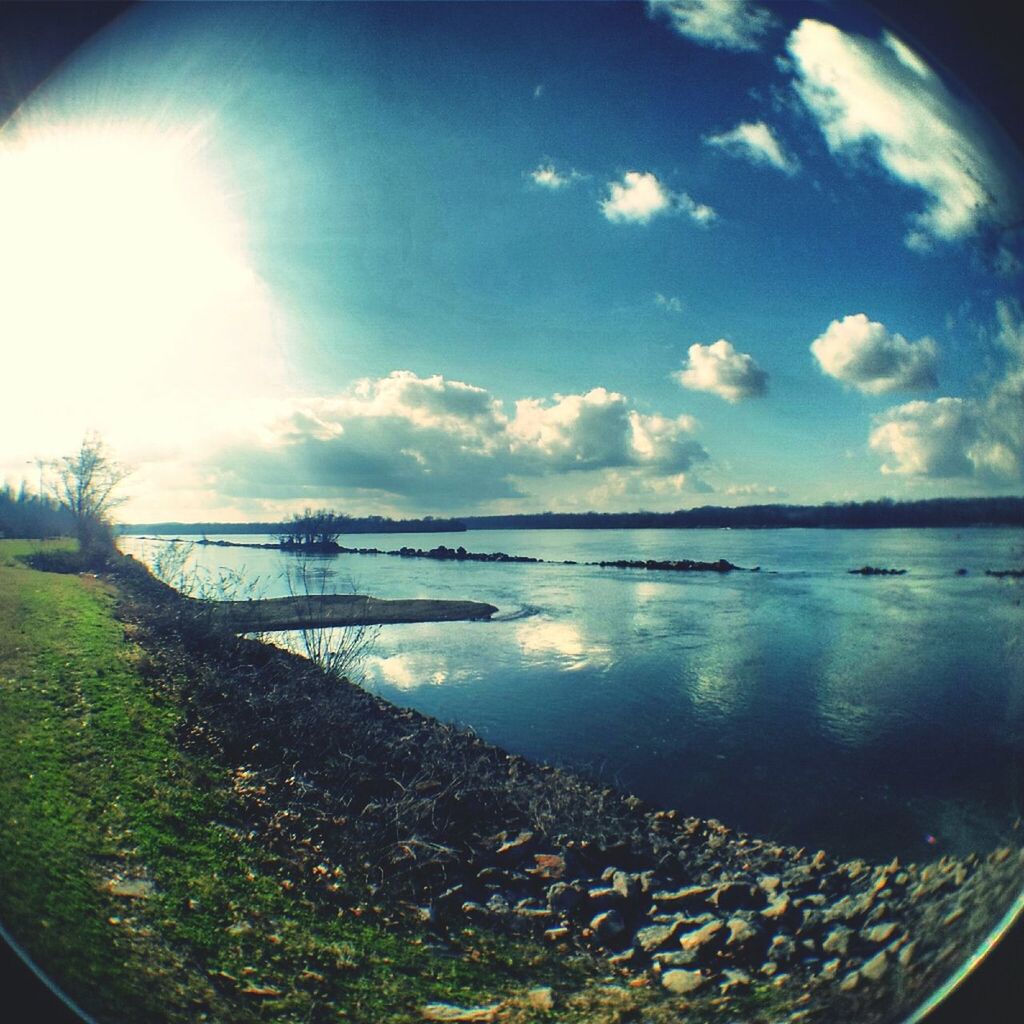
(679, 919), (724, 953)
(761, 893), (791, 921)
(720, 969), (751, 994)
(711, 881), (760, 910)
(495, 831), (534, 861)
(586, 886), (622, 912)
(654, 949), (700, 968)
(726, 916), (760, 948)
(611, 870), (641, 902)
(860, 949), (888, 982)
(635, 922), (681, 953)
(768, 934), (797, 963)
(652, 884), (713, 907)
(822, 926), (853, 957)
(862, 921), (897, 945)
(547, 882), (582, 912)
(661, 969), (706, 996)
(590, 908), (626, 943)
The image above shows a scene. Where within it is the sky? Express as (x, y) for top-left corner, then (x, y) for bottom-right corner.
(1, 0), (1022, 522)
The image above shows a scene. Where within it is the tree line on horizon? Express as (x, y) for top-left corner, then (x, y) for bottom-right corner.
(118, 496), (1024, 538)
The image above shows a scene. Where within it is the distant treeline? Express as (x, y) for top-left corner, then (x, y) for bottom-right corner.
(0, 484), (74, 539)
(122, 515), (468, 536)
(460, 497), (1024, 530)
(121, 497), (1023, 538)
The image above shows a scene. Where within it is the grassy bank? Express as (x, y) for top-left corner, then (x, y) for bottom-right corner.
(0, 539), (615, 1023)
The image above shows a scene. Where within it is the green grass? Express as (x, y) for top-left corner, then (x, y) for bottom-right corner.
(1, 540), (615, 1023)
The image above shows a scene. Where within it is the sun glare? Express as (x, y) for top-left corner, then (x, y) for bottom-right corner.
(0, 121), (283, 474)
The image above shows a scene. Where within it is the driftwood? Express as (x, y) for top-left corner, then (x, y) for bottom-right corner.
(207, 594), (498, 632)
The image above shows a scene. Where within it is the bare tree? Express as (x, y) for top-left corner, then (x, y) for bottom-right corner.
(46, 433), (131, 561)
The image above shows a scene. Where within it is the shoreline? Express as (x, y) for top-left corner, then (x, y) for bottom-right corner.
(111, 550), (1024, 1023)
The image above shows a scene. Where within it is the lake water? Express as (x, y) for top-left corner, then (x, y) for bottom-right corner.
(120, 527), (1024, 863)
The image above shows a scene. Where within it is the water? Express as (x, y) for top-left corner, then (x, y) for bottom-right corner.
(121, 527), (1024, 862)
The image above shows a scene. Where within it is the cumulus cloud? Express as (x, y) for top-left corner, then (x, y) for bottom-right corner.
(647, 0), (775, 52)
(529, 162), (579, 189)
(673, 339), (768, 401)
(869, 300), (1024, 481)
(509, 387), (706, 473)
(810, 314), (938, 394)
(210, 372), (709, 510)
(787, 19), (1024, 249)
(704, 120), (799, 175)
(601, 171), (715, 225)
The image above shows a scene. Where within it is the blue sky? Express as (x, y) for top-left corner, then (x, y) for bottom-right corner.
(1, 1), (1022, 520)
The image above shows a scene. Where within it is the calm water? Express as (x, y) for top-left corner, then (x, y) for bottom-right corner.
(121, 527), (1024, 862)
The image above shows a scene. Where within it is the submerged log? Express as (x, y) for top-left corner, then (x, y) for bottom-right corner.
(208, 594), (498, 632)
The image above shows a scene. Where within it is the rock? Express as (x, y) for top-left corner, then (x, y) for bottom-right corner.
(862, 921), (897, 945)
(824, 893), (872, 923)
(761, 893), (791, 921)
(725, 916), (760, 949)
(527, 853), (566, 880)
(526, 988), (554, 1011)
(679, 919), (724, 953)
(485, 894), (510, 918)
(652, 885), (713, 907)
(839, 970), (860, 992)
(547, 882), (582, 913)
(611, 870), (642, 902)
(760, 961), (778, 977)
(758, 874), (782, 894)
(720, 969), (751, 994)
(106, 878), (155, 899)
(590, 909), (626, 944)
(496, 831), (535, 862)
(586, 886), (623, 912)
(661, 969), (706, 995)
(513, 899), (552, 921)
(609, 948), (638, 968)
(710, 881), (760, 910)
(635, 922), (682, 953)
(898, 940), (918, 967)
(654, 949), (700, 968)
(544, 926), (570, 942)
(822, 926), (853, 957)
(860, 949), (888, 982)
(421, 1004), (503, 1022)
(768, 934), (797, 963)
(818, 959), (841, 981)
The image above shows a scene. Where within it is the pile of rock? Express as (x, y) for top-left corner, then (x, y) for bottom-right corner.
(413, 817), (1022, 1011)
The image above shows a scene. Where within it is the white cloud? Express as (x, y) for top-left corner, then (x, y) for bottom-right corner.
(869, 300), (1024, 481)
(655, 293), (684, 313)
(647, 0), (775, 52)
(529, 162), (579, 189)
(673, 339), (768, 401)
(787, 19), (1024, 249)
(704, 120), (799, 175)
(724, 483), (788, 498)
(509, 387), (706, 473)
(211, 374), (709, 512)
(810, 314), (938, 394)
(601, 170), (715, 225)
